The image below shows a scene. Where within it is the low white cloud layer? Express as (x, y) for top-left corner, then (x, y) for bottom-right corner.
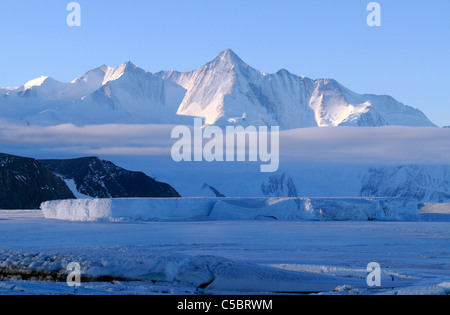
(280, 126), (450, 164)
(0, 121), (449, 165)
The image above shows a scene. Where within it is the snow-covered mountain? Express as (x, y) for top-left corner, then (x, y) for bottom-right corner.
(360, 165), (450, 203)
(0, 49), (436, 128)
(261, 165), (450, 203)
(160, 162), (450, 204)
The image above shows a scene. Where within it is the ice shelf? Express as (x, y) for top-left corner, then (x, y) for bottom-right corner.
(41, 197), (420, 222)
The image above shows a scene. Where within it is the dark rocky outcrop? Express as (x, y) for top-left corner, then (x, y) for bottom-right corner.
(40, 157), (180, 198)
(0, 153), (75, 209)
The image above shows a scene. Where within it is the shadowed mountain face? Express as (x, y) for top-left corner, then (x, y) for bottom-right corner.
(39, 157), (181, 199)
(0, 153), (75, 209)
(360, 165), (450, 203)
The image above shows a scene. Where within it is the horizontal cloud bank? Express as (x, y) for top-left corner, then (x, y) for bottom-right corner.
(280, 126), (450, 164)
(0, 121), (449, 165)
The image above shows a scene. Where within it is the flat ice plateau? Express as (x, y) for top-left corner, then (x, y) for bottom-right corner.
(0, 209), (449, 295)
(41, 197), (420, 222)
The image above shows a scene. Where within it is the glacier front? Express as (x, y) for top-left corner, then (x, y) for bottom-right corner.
(41, 197), (419, 222)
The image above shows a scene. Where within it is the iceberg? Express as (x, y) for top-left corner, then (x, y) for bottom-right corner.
(41, 197), (419, 222)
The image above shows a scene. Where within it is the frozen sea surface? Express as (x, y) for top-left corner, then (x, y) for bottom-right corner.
(0, 210), (449, 295)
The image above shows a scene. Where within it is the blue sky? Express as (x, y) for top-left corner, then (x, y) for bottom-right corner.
(0, 0), (448, 126)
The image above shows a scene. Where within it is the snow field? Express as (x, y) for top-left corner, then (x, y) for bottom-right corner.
(0, 211), (448, 295)
(0, 247), (423, 294)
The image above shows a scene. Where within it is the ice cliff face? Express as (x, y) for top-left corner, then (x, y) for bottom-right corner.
(41, 197), (420, 222)
(0, 49), (435, 129)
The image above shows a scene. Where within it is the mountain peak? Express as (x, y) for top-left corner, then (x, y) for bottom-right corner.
(276, 68), (292, 75)
(72, 65), (110, 84)
(123, 60), (137, 68)
(218, 48), (239, 58)
(0, 50), (437, 129)
(213, 49), (246, 66)
(24, 76), (53, 89)
(100, 61), (142, 85)
(113, 60), (139, 73)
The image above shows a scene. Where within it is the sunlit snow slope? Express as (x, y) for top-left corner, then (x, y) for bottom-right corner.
(0, 50), (435, 128)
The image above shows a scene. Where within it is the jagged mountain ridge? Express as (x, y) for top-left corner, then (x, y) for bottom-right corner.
(0, 153), (181, 209)
(179, 164), (450, 203)
(39, 157), (181, 199)
(0, 49), (435, 129)
(360, 165), (450, 203)
(256, 165), (450, 203)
